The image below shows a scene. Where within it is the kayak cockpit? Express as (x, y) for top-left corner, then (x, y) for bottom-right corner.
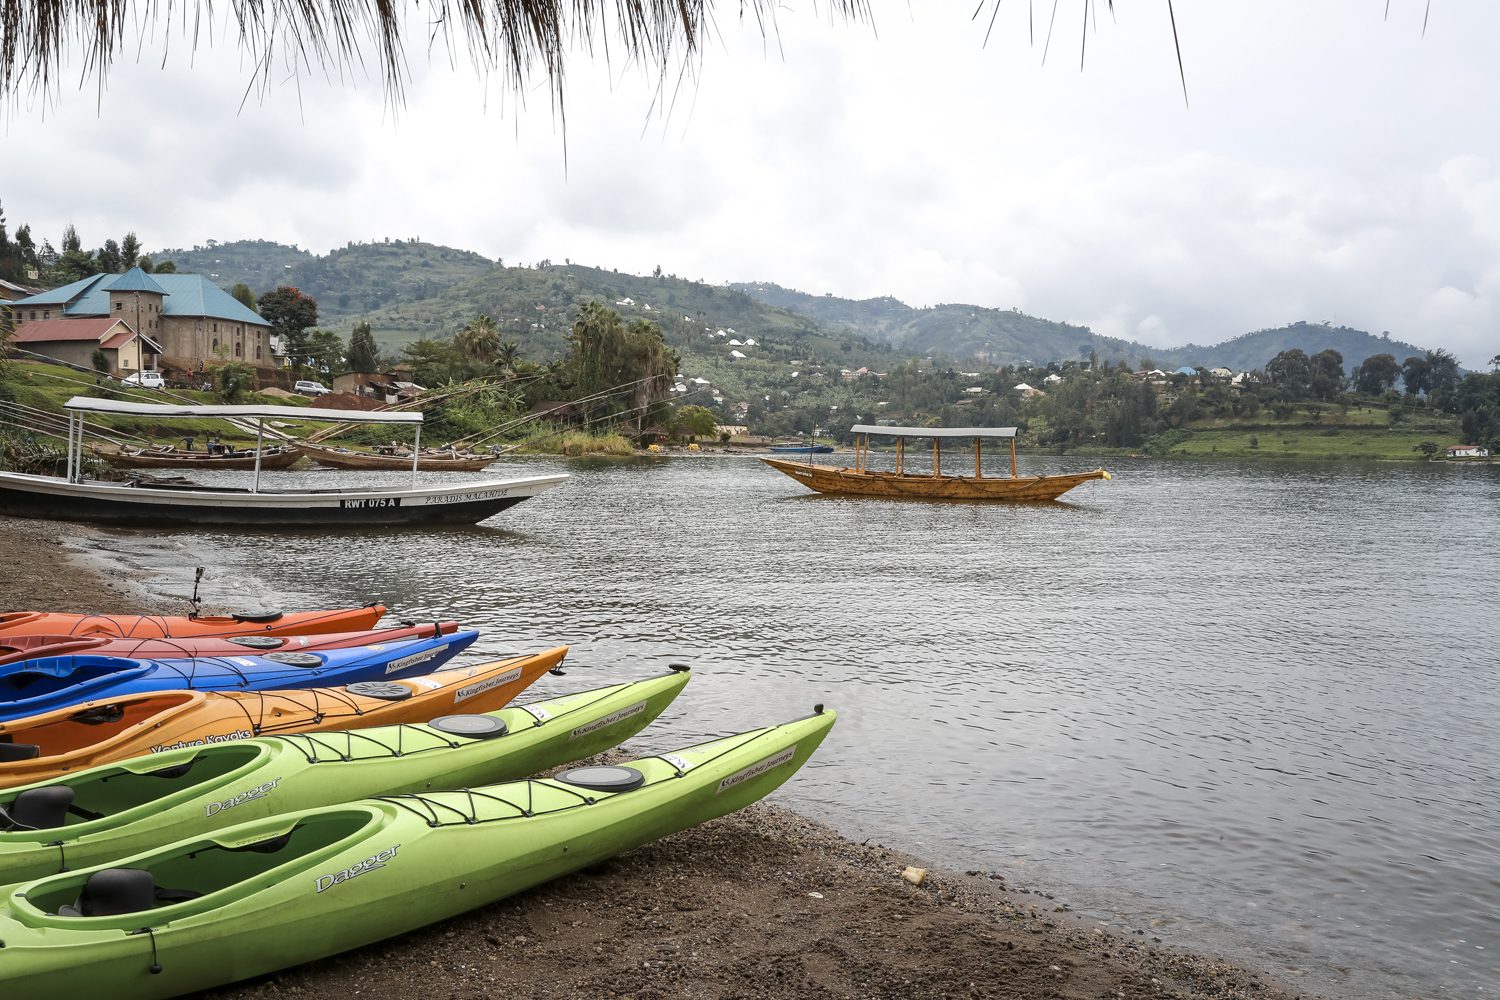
(21, 807), (386, 923)
(0, 744), (272, 834)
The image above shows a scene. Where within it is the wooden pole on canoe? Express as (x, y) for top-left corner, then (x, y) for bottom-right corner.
(412, 423), (422, 488)
(974, 437), (982, 479)
(897, 438), (905, 475)
(1010, 437), (1017, 479)
(932, 437), (940, 478)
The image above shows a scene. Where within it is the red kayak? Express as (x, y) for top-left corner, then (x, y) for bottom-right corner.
(0, 606), (387, 640)
(0, 620), (459, 667)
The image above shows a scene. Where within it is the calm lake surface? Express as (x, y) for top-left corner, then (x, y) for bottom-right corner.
(108, 454), (1500, 999)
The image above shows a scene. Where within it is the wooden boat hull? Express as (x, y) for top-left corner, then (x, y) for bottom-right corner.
(303, 444), (496, 472)
(94, 446), (304, 471)
(761, 457), (1110, 501)
(0, 470), (566, 527)
(0, 648), (567, 788)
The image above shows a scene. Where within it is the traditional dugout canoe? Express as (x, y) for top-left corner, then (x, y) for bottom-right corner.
(93, 444), (304, 471)
(301, 443), (497, 472)
(762, 424), (1111, 502)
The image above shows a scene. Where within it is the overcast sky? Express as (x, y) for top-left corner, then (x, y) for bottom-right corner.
(3, 2), (1497, 368)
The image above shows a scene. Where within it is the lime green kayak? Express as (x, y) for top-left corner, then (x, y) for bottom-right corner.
(0, 706), (834, 998)
(0, 669), (690, 883)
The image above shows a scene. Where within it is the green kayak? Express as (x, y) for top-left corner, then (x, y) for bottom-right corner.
(0, 669), (690, 883)
(0, 706), (835, 998)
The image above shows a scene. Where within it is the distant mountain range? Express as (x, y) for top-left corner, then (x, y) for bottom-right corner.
(156, 239), (1438, 375)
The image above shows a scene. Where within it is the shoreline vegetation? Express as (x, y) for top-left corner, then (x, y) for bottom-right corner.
(2, 358), (1494, 467)
(0, 514), (1316, 1000)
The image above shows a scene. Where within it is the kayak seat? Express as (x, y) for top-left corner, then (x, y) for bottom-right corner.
(57, 868), (204, 917)
(0, 741), (41, 761)
(71, 704), (127, 725)
(1, 785), (76, 831)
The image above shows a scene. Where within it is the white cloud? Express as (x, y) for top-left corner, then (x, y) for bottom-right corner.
(2, 2), (1498, 366)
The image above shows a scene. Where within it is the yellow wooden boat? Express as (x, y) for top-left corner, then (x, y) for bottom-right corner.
(761, 424), (1111, 502)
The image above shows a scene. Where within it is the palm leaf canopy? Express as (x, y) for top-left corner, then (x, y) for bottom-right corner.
(0, 0), (871, 103)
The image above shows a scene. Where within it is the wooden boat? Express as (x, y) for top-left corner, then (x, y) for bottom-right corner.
(0, 398), (565, 527)
(94, 443), (304, 471)
(762, 424), (1111, 502)
(0, 647), (568, 788)
(302, 442), (496, 472)
(768, 442), (834, 454)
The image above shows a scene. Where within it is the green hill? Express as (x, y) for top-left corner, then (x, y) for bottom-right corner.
(729, 282), (1437, 372)
(155, 240), (1444, 382)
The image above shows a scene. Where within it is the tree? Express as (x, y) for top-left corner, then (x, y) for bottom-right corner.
(454, 315), (500, 364)
(52, 223), (96, 284)
(216, 360), (255, 403)
(1308, 349), (1344, 401)
(563, 302), (677, 432)
(91, 348), (110, 373)
(95, 238), (123, 273)
(347, 321), (380, 372)
(230, 283), (257, 312)
(671, 404), (718, 440)
(1425, 349), (1461, 401)
(1264, 348), (1312, 397)
(1400, 355), (1432, 397)
(258, 286), (319, 367)
(305, 329), (347, 375)
(1353, 353), (1400, 396)
(119, 232), (141, 270)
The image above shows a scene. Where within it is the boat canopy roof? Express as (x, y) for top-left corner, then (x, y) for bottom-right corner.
(849, 424), (1017, 439)
(64, 396), (424, 424)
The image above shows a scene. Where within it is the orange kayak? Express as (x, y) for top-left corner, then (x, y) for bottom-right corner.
(0, 606), (387, 640)
(0, 621), (460, 667)
(0, 646), (567, 787)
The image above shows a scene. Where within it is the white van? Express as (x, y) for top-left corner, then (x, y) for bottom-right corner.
(121, 371), (165, 389)
(294, 380), (331, 397)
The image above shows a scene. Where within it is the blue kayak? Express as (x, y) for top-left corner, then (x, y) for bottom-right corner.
(0, 630), (479, 722)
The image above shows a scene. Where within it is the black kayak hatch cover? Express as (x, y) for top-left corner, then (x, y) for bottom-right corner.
(428, 715), (508, 739)
(261, 651), (324, 667)
(224, 636), (286, 649)
(345, 681), (414, 701)
(554, 765), (646, 793)
(230, 609), (284, 623)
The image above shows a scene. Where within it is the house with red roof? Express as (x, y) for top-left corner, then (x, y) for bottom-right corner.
(9, 267), (270, 370)
(10, 316), (162, 374)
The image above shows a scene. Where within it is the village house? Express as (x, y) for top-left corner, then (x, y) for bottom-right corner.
(10, 267), (272, 371)
(1446, 444), (1490, 459)
(10, 316), (162, 374)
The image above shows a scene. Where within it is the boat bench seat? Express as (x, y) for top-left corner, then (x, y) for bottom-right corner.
(57, 868), (203, 917)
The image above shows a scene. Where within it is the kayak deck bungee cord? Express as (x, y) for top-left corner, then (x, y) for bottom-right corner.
(0, 705), (834, 998)
(0, 631), (480, 723)
(0, 668), (692, 882)
(0, 647), (569, 788)
(0, 606), (388, 640)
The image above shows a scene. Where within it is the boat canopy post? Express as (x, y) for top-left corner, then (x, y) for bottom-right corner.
(1010, 438), (1017, 479)
(932, 437), (941, 478)
(252, 418), (265, 493)
(896, 438), (905, 475)
(974, 438), (983, 479)
(411, 424), (421, 487)
(67, 411), (78, 483)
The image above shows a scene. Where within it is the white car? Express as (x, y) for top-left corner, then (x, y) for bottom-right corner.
(120, 370), (165, 389)
(294, 380), (331, 397)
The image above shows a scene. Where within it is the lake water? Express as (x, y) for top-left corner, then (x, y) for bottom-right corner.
(102, 454), (1500, 999)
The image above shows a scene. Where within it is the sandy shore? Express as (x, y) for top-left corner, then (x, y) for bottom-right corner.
(0, 515), (1315, 1000)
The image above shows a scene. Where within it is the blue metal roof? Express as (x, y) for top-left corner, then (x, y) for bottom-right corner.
(108, 267), (168, 294)
(11, 272), (267, 327)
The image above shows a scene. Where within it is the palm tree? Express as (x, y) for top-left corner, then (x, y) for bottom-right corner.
(455, 315), (501, 364)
